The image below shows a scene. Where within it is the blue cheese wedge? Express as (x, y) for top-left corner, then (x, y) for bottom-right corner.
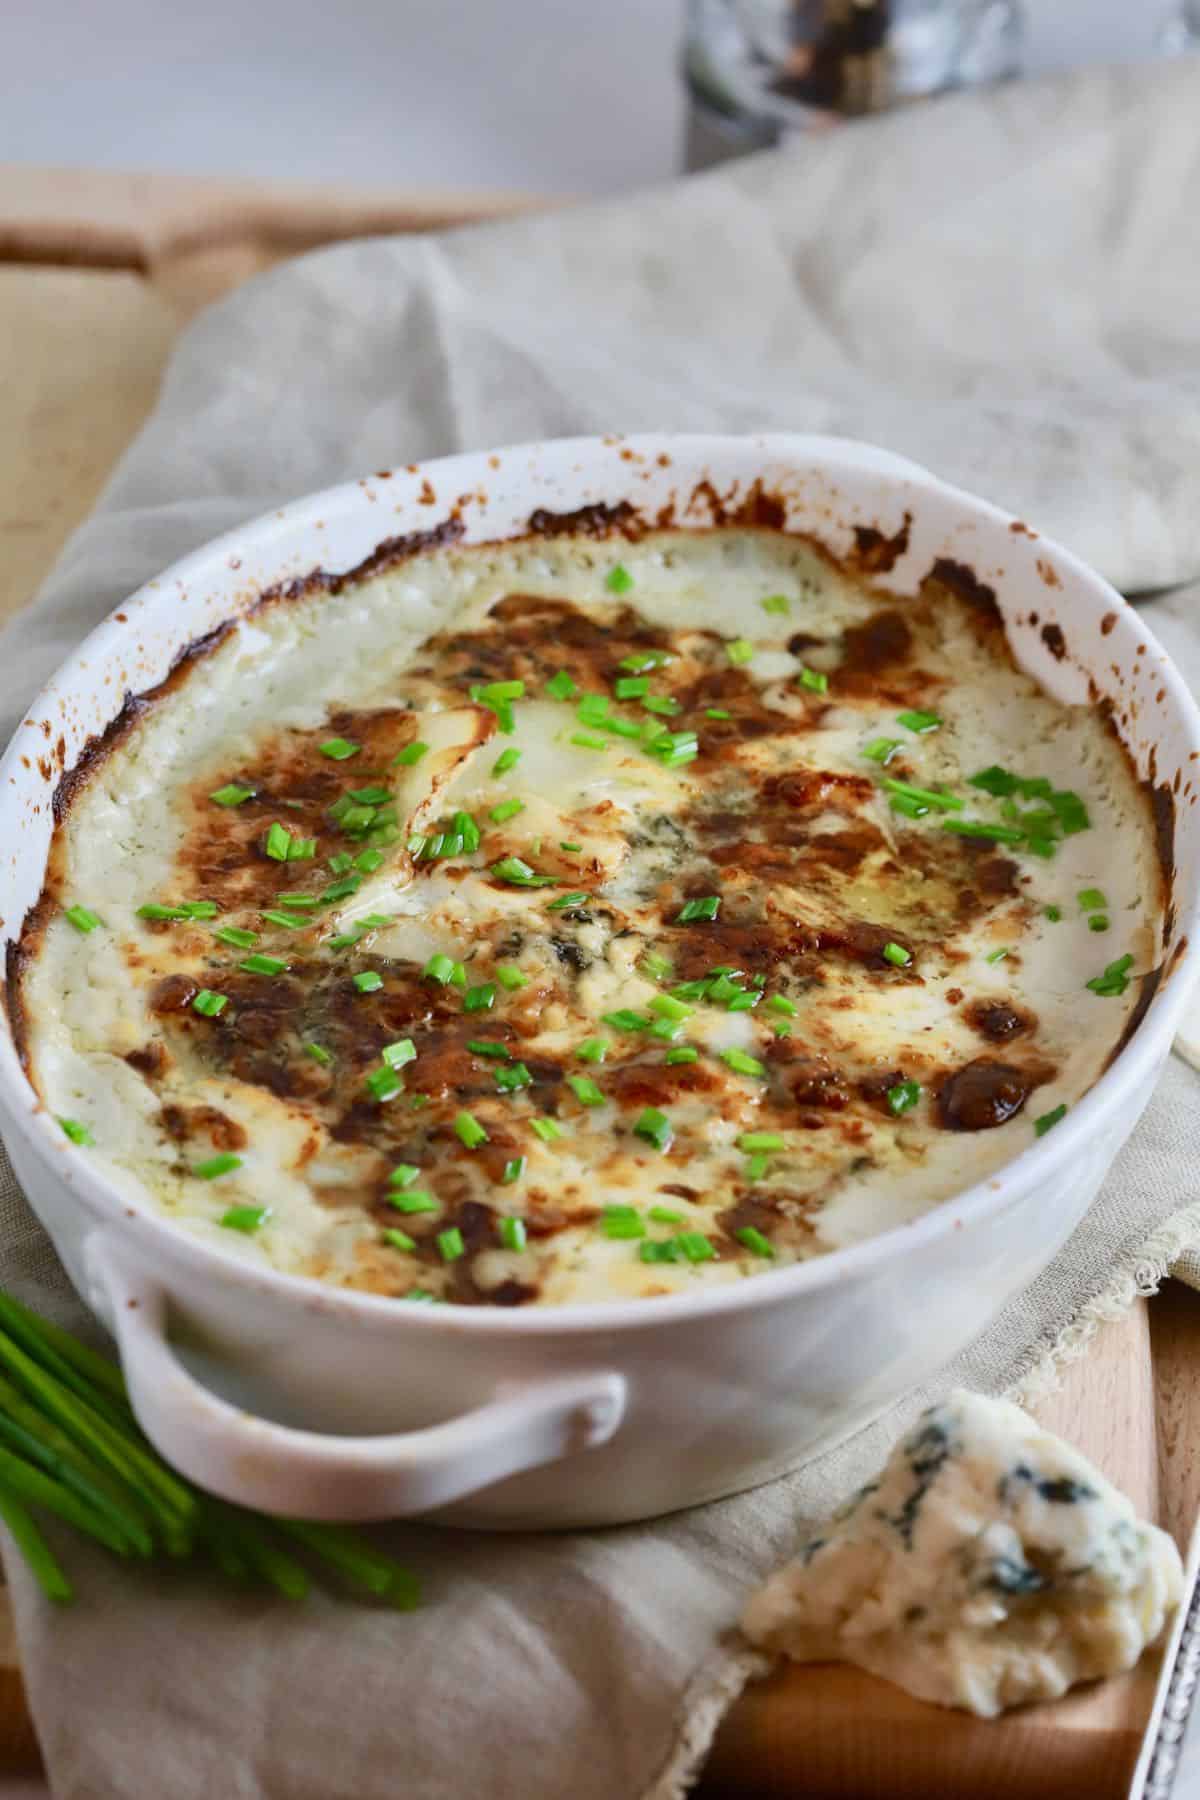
(14, 524), (1166, 1307)
(742, 1389), (1183, 1716)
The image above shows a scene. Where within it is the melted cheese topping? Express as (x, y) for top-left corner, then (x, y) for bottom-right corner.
(20, 529), (1163, 1307)
(742, 1389), (1183, 1715)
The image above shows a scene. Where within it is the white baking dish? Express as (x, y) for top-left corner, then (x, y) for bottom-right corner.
(0, 434), (1196, 1530)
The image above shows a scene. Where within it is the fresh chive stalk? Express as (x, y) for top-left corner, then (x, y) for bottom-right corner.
(0, 1296), (421, 1606)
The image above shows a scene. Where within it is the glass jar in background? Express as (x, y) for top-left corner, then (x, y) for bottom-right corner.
(684, 0), (1024, 169)
(1160, 0), (1200, 51)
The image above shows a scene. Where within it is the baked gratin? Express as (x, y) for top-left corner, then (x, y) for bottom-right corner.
(11, 522), (1166, 1306)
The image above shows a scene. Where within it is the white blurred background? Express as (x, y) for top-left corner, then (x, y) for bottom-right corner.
(0, 0), (1176, 195)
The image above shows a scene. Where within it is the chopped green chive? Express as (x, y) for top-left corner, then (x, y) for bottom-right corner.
(381, 1228), (416, 1253)
(985, 947), (1010, 965)
(887, 1080), (921, 1115)
(726, 638), (754, 666)
(494, 1061), (532, 1093)
(529, 1117), (563, 1144)
(567, 1075), (604, 1107)
(602, 1207), (645, 1240)
(547, 892), (589, 912)
(1052, 791), (1090, 835)
(500, 1164), (526, 1192)
(221, 1204), (268, 1233)
(240, 953), (288, 976)
(883, 779), (963, 815)
(766, 995), (797, 1018)
(634, 1107), (674, 1151)
(649, 1204), (684, 1224)
(390, 1192), (437, 1214)
(560, 841), (583, 854)
(463, 983), (496, 1013)
(665, 1046), (699, 1066)
(496, 964), (530, 991)
(970, 765), (1017, 796)
(545, 670), (579, 702)
(863, 737), (902, 765)
(744, 1152), (769, 1180)
(1086, 954), (1134, 997)
(210, 783), (254, 807)
(488, 749), (522, 784)
(352, 970), (383, 994)
(619, 648), (671, 673)
(64, 905), (102, 935)
(721, 1049), (766, 1078)
(705, 707), (732, 720)
(644, 728), (699, 770)
(1088, 916), (1110, 933)
(881, 942), (911, 968)
(639, 1240), (680, 1264)
(264, 822), (293, 861)
(677, 1232), (717, 1264)
(57, 1117), (94, 1146)
(467, 1040), (510, 1061)
(676, 896), (720, 923)
(423, 953), (455, 984)
(897, 710), (941, 733)
(389, 1164), (421, 1189)
(738, 1131), (784, 1152)
(735, 1227), (774, 1259)
(492, 855), (556, 887)
(576, 1038), (609, 1063)
(570, 730), (608, 750)
(577, 694), (611, 728)
(327, 853), (354, 874)
(215, 927), (259, 956)
(499, 1215), (527, 1249)
(320, 738), (360, 761)
(760, 594), (791, 615)
(321, 875), (363, 903)
(393, 741), (430, 767)
(304, 1042), (333, 1066)
(651, 994), (693, 1022)
(380, 1040), (416, 1070)
(489, 798), (524, 824)
(605, 564), (634, 595)
(640, 949), (673, 981)
(192, 989), (229, 1017)
(1034, 1104), (1068, 1137)
(602, 1009), (648, 1032)
(1077, 888), (1108, 912)
(437, 1228), (465, 1263)
(615, 675), (649, 699)
(365, 1067), (404, 1102)
(193, 1153), (242, 1180)
(942, 818), (1026, 844)
(454, 1112), (488, 1149)
(261, 909), (308, 930)
(642, 695), (682, 717)
(354, 848), (385, 875)
(798, 667), (828, 694)
(346, 786), (390, 807)
(1044, 905), (1063, 922)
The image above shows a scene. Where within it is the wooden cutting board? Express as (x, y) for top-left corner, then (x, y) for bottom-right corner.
(1, 164), (1198, 1794)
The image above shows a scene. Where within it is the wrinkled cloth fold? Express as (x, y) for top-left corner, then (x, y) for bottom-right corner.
(2, 54), (1200, 1800)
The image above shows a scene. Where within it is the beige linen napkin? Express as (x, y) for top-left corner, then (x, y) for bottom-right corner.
(3, 55), (1200, 1800)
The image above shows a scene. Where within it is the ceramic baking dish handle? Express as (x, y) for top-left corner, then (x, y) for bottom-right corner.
(86, 1235), (626, 1521)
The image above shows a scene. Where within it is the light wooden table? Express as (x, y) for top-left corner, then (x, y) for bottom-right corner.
(1, 164), (1197, 1796)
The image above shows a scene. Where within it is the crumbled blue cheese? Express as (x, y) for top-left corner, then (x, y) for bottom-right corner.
(742, 1389), (1183, 1716)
